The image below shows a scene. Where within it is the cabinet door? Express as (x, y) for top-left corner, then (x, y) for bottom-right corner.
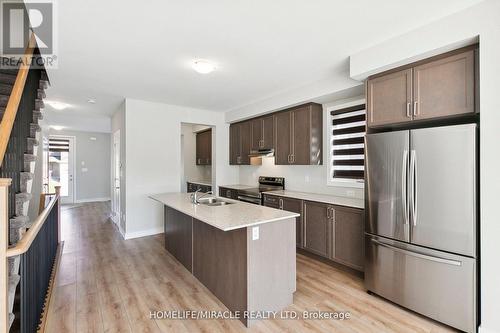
(239, 121), (252, 165)
(263, 195), (280, 209)
(291, 106), (311, 165)
(262, 115), (274, 149)
(229, 124), (240, 165)
(282, 197), (303, 248)
(196, 133), (202, 165)
(204, 130), (212, 164)
(165, 207), (193, 271)
(274, 112), (292, 165)
(367, 69), (412, 127)
(413, 49), (475, 120)
(332, 206), (364, 271)
(303, 201), (330, 257)
(250, 118), (262, 150)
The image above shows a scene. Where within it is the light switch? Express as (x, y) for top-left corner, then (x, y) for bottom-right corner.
(252, 226), (259, 240)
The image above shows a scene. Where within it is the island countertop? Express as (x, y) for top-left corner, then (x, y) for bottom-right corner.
(149, 192), (299, 231)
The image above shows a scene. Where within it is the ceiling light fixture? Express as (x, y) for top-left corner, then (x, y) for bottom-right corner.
(192, 59), (216, 74)
(46, 100), (71, 110)
(87, 98), (96, 104)
(51, 125), (64, 131)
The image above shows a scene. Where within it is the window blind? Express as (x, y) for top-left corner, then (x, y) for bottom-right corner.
(48, 138), (70, 152)
(330, 104), (366, 180)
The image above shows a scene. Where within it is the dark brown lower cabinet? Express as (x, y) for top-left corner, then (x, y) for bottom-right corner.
(281, 197), (303, 248)
(303, 201), (331, 258)
(331, 206), (364, 271)
(164, 207), (193, 271)
(263, 195), (303, 248)
(219, 187), (239, 200)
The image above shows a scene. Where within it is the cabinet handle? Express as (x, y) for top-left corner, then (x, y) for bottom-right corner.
(198, 158), (201, 164)
(406, 102), (411, 118)
(279, 198), (283, 209)
(326, 207), (331, 218)
(291, 154), (295, 164)
(413, 101), (418, 116)
(287, 155), (290, 163)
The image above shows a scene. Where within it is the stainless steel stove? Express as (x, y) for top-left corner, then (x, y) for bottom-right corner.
(237, 176), (285, 205)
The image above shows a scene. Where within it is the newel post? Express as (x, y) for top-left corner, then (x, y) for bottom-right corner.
(0, 179), (12, 333)
(54, 186), (61, 243)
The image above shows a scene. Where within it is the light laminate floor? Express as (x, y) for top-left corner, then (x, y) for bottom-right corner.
(45, 201), (456, 333)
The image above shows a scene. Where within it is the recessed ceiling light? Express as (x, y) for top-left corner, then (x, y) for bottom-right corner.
(192, 59), (216, 74)
(87, 98), (96, 104)
(51, 125), (64, 131)
(46, 100), (71, 110)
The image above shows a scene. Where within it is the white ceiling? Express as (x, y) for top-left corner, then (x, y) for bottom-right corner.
(43, 0), (483, 124)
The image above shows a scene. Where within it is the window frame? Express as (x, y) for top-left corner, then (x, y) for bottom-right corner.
(324, 98), (366, 189)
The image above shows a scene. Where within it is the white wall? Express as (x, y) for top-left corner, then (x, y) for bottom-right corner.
(181, 124), (212, 192)
(122, 99), (238, 239)
(48, 129), (111, 202)
(111, 102), (126, 233)
(349, 1), (500, 332)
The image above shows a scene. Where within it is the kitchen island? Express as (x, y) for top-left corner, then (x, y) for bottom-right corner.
(149, 193), (299, 326)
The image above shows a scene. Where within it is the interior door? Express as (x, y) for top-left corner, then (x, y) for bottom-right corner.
(48, 136), (75, 204)
(410, 124), (476, 257)
(274, 112), (291, 165)
(113, 130), (121, 225)
(365, 130), (410, 242)
(367, 69), (413, 127)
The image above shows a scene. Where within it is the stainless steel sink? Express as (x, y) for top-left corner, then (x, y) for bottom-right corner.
(197, 197), (234, 206)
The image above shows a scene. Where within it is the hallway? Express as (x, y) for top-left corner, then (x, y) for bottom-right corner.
(44, 202), (454, 333)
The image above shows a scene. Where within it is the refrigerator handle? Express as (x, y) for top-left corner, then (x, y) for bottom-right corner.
(371, 238), (462, 266)
(402, 149), (409, 225)
(410, 150), (418, 227)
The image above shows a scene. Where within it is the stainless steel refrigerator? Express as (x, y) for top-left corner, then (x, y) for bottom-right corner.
(364, 124), (477, 333)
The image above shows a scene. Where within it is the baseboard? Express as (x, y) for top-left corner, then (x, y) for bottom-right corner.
(74, 197), (111, 203)
(124, 227), (164, 240)
(479, 326), (500, 333)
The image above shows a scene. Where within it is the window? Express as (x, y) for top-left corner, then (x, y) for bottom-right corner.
(329, 104), (366, 184)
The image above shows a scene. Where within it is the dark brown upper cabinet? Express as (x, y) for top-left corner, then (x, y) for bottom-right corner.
(274, 103), (323, 165)
(413, 49), (475, 120)
(367, 46), (476, 128)
(196, 129), (212, 165)
(229, 121), (251, 165)
(250, 115), (274, 150)
(367, 69), (412, 127)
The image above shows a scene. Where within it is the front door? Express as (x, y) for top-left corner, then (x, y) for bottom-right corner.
(48, 136), (75, 204)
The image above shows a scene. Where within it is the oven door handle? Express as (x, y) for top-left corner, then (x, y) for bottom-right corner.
(237, 195), (262, 205)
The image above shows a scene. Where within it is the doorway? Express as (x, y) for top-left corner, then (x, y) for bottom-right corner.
(112, 130), (121, 227)
(47, 136), (75, 204)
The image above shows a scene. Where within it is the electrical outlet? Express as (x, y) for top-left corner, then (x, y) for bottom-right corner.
(252, 226), (259, 240)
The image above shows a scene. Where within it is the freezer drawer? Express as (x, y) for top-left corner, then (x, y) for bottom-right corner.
(365, 234), (476, 333)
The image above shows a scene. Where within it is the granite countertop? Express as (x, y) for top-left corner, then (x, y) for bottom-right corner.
(149, 192), (299, 231)
(218, 184), (255, 190)
(264, 190), (364, 209)
(187, 179), (212, 187)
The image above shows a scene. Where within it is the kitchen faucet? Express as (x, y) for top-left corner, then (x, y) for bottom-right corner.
(190, 189), (213, 204)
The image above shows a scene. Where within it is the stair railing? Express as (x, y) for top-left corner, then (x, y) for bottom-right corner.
(0, 32), (60, 333)
(0, 33), (36, 166)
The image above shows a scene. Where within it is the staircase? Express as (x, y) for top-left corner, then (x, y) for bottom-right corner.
(0, 67), (49, 330)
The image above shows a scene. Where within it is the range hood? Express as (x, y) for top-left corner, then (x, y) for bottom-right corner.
(248, 148), (275, 158)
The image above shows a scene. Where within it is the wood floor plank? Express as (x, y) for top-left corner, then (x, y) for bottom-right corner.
(44, 201), (457, 333)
